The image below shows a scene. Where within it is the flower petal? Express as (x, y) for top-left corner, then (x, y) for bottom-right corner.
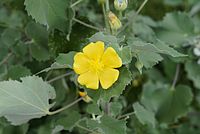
(78, 71), (99, 90)
(101, 47), (122, 68)
(73, 52), (90, 74)
(83, 41), (104, 61)
(99, 68), (119, 89)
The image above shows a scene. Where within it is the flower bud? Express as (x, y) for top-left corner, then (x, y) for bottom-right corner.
(97, 0), (105, 4)
(79, 91), (92, 103)
(114, 0), (128, 11)
(193, 47), (200, 56)
(108, 11), (122, 30)
(135, 60), (143, 74)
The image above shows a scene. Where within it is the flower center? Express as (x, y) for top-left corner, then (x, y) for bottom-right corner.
(89, 59), (104, 73)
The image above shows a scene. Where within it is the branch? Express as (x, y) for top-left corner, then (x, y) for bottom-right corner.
(0, 53), (13, 67)
(47, 72), (73, 83)
(48, 97), (83, 115)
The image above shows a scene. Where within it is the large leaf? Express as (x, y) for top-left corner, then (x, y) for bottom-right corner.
(0, 76), (56, 125)
(127, 39), (185, 68)
(87, 115), (127, 134)
(141, 81), (193, 124)
(156, 12), (195, 46)
(24, 0), (74, 33)
(185, 61), (200, 89)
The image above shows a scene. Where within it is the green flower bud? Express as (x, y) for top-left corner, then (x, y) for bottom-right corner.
(114, 0), (128, 11)
(98, 0), (105, 4)
(135, 60), (143, 74)
(108, 11), (122, 30)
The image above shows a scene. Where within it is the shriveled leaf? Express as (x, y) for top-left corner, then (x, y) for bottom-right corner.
(0, 76), (56, 125)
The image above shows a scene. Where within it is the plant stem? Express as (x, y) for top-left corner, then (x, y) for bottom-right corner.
(171, 64), (180, 89)
(117, 0), (149, 35)
(117, 112), (135, 119)
(48, 97), (83, 115)
(73, 18), (101, 31)
(47, 72), (73, 83)
(76, 124), (99, 134)
(136, 0), (149, 15)
(0, 53), (13, 67)
(105, 0), (110, 12)
(70, 0), (84, 8)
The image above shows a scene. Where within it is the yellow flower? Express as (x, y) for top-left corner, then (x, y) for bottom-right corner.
(73, 41), (122, 90)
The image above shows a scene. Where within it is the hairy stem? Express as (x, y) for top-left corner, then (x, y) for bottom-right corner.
(70, 0), (84, 8)
(0, 53), (13, 67)
(47, 72), (73, 83)
(76, 124), (99, 134)
(73, 18), (101, 31)
(48, 97), (82, 115)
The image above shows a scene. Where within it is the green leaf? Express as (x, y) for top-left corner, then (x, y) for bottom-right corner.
(133, 102), (156, 127)
(185, 61), (200, 89)
(55, 51), (76, 69)
(87, 115), (127, 134)
(127, 38), (185, 68)
(88, 67), (132, 102)
(0, 76), (56, 125)
(86, 103), (102, 115)
(141, 81), (193, 124)
(89, 32), (118, 44)
(110, 102), (123, 117)
(156, 85), (193, 123)
(156, 12), (195, 46)
(7, 65), (31, 80)
(25, 21), (48, 45)
(117, 46), (132, 65)
(56, 111), (81, 131)
(1, 28), (21, 47)
(30, 43), (50, 61)
(24, 0), (74, 33)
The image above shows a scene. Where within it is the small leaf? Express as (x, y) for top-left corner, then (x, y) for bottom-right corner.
(0, 76), (56, 125)
(89, 32), (118, 44)
(56, 111), (81, 131)
(86, 103), (102, 115)
(1, 28), (21, 47)
(133, 102), (156, 127)
(30, 43), (50, 61)
(55, 52), (76, 69)
(87, 115), (127, 134)
(118, 46), (132, 64)
(185, 61), (200, 89)
(7, 65), (31, 80)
